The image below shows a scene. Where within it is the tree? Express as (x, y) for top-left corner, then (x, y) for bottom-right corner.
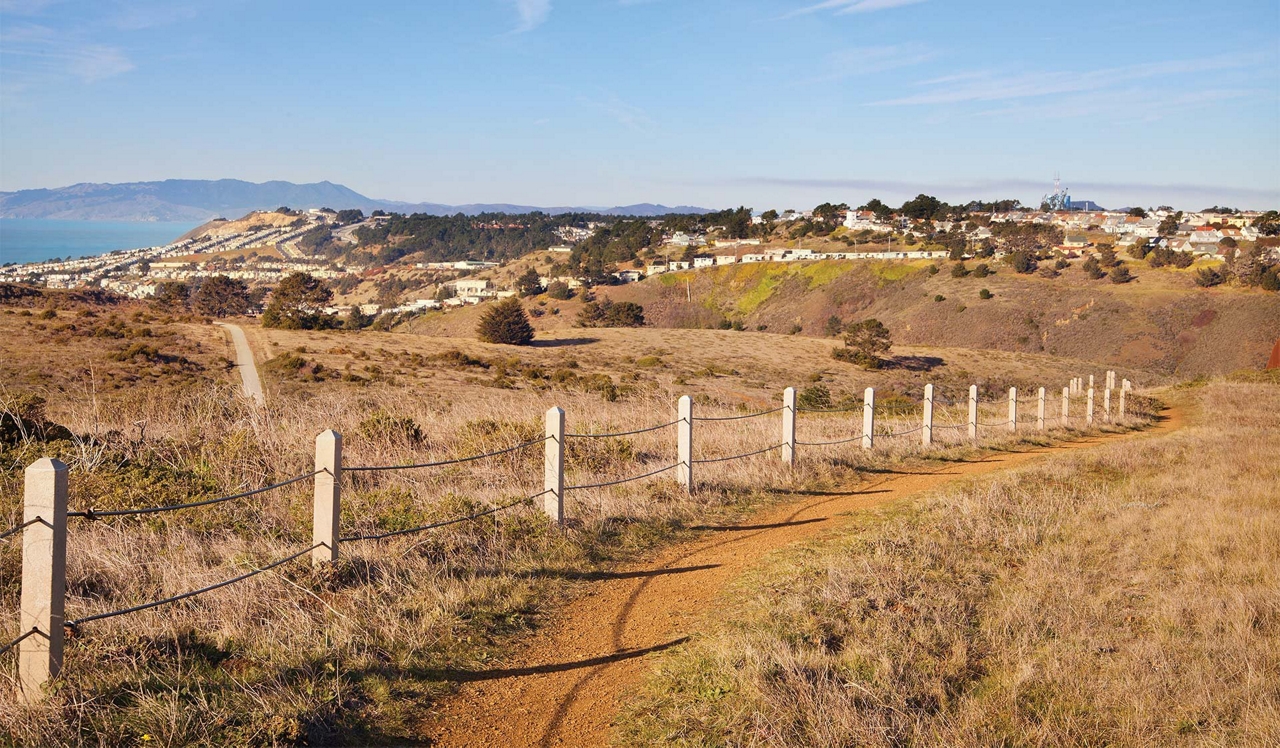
(1194, 267), (1225, 287)
(546, 280), (574, 300)
(978, 288), (993, 299)
(1109, 265), (1133, 284)
(1082, 256), (1105, 279)
(262, 273), (336, 330)
(576, 299), (645, 328)
(1252, 210), (1279, 237)
(515, 267), (543, 297)
(1128, 207), (1148, 218)
(335, 209), (364, 223)
(972, 263), (991, 278)
(1158, 211), (1183, 237)
(151, 281), (190, 311)
(1009, 251), (1037, 274)
(1098, 246), (1118, 268)
(832, 319), (891, 369)
(950, 262), (969, 278)
(859, 198), (893, 221)
(1128, 242), (1150, 261)
(824, 315), (844, 337)
(476, 297), (534, 345)
(191, 275), (250, 317)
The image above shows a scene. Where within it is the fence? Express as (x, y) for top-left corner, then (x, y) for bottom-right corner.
(1, 370), (1136, 703)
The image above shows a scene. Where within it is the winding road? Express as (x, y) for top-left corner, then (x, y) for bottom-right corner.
(423, 407), (1183, 747)
(214, 322), (264, 406)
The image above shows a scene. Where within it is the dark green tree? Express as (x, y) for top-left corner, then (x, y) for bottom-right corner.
(191, 275), (250, 317)
(151, 281), (190, 311)
(476, 297), (534, 345)
(262, 273), (336, 330)
(576, 299), (645, 328)
(832, 319), (892, 369)
(515, 267), (543, 297)
(1082, 256), (1105, 279)
(1109, 265), (1133, 284)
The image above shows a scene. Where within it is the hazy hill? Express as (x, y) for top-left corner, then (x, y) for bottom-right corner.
(0, 179), (712, 221)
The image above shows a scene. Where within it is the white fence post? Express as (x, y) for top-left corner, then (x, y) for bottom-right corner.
(677, 396), (694, 490)
(781, 387), (796, 466)
(1008, 387), (1017, 433)
(544, 407), (565, 521)
(1119, 387), (1127, 419)
(1104, 388), (1112, 422)
(312, 430), (341, 565)
(862, 387), (875, 450)
(18, 458), (67, 704)
(1062, 386), (1070, 425)
(1037, 387), (1046, 431)
(922, 384), (934, 446)
(1123, 378), (1131, 392)
(1088, 374), (1095, 394)
(967, 385), (978, 440)
(1087, 387), (1095, 425)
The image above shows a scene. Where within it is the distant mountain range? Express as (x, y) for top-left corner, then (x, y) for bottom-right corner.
(0, 179), (714, 221)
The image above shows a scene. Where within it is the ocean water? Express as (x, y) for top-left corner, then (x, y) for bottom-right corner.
(0, 219), (202, 265)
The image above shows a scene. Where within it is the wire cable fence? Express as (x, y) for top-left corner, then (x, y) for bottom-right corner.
(0, 517), (40, 543)
(567, 462), (681, 491)
(693, 444), (783, 464)
(65, 470), (324, 520)
(693, 406), (783, 422)
(0, 627), (39, 659)
(339, 492), (544, 542)
(65, 542), (324, 629)
(566, 419), (680, 439)
(796, 435), (862, 447)
(345, 436), (547, 472)
(796, 405), (859, 414)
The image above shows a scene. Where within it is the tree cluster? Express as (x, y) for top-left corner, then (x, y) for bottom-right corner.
(831, 319), (892, 369)
(575, 299), (646, 328)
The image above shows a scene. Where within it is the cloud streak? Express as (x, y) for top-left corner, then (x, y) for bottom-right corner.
(873, 53), (1267, 106)
(785, 0), (927, 19)
(509, 0), (551, 33)
(815, 43), (935, 81)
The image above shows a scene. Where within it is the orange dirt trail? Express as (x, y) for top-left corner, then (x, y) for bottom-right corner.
(424, 408), (1184, 747)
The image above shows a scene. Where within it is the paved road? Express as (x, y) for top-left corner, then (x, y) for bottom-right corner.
(214, 322), (264, 406)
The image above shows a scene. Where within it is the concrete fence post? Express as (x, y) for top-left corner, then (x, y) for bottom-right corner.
(544, 407), (565, 520)
(312, 430), (341, 565)
(1087, 388), (1095, 425)
(1104, 388), (1112, 422)
(1008, 387), (1018, 433)
(922, 384), (934, 446)
(1037, 386), (1046, 431)
(1119, 387), (1127, 420)
(862, 387), (876, 450)
(968, 384), (978, 441)
(1061, 386), (1070, 426)
(677, 396), (694, 490)
(781, 387), (796, 466)
(1123, 378), (1132, 392)
(1088, 374), (1094, 392)
(18, 458), (67, 704)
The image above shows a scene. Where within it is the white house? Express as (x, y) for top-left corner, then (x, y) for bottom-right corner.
(693, 257), (715, 268)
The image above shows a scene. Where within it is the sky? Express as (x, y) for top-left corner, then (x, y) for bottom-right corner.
(2, 0), (1278, 212)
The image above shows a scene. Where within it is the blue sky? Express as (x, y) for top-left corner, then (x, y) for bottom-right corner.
(2, 0), (1278, 211)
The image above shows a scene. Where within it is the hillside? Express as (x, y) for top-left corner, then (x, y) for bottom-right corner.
(403, 257), (1278, 377)
(0, 179), (713, 222)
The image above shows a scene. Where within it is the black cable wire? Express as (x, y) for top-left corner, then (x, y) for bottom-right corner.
(796, 406), (858, 414)
(0, 517), (39, 543)
(340, 492), (543, 542)
(0, 627), (40, 658)
(796, 435), (862, 446)
(566, 462), (681, 490)
(693, 407), (783, 422)
(345, 437), (547, 472)
(692, 444), (782, 463)
(67, 471), (323, 519)
(66, 543), (323, 628)
(566, 420), (680, 439)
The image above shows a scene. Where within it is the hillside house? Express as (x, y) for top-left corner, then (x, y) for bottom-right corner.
(453, 278), (491, 296)
(715, 254), (738, 265)
(1063, 234), (1089, 248)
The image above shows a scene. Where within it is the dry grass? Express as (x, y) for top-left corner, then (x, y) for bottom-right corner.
(617, 381), (1279, 747)
(0, 309), (1151, 744)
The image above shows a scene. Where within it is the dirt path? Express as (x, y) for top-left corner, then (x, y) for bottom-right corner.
(214, 321), (264, 405)
(424, 408), (1184, 747)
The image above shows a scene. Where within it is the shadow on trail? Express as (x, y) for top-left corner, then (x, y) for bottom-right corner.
(691, 517), (825, 532)
(431, 637), (690, 683)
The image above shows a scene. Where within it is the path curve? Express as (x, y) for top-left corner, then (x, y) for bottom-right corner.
(214, 321), (264, 406)
(424, 407), (1184, 747)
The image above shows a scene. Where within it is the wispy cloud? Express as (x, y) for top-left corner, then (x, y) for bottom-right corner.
(873, 53), (1267, 106)
(785, 0), (927, 19)
(582, 93), (655, 133)
(816, 43), (935, 81)
(508, 0), (551, 33)
(0, 22), (134, 84)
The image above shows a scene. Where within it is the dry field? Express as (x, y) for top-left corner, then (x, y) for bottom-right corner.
(618, 379), (1279, 747)
(0, 297), (1154, 744)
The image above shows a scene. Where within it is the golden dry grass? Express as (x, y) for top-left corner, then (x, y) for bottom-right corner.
(617, 381), (1279, 747)
(0, 310), (1147, 744)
